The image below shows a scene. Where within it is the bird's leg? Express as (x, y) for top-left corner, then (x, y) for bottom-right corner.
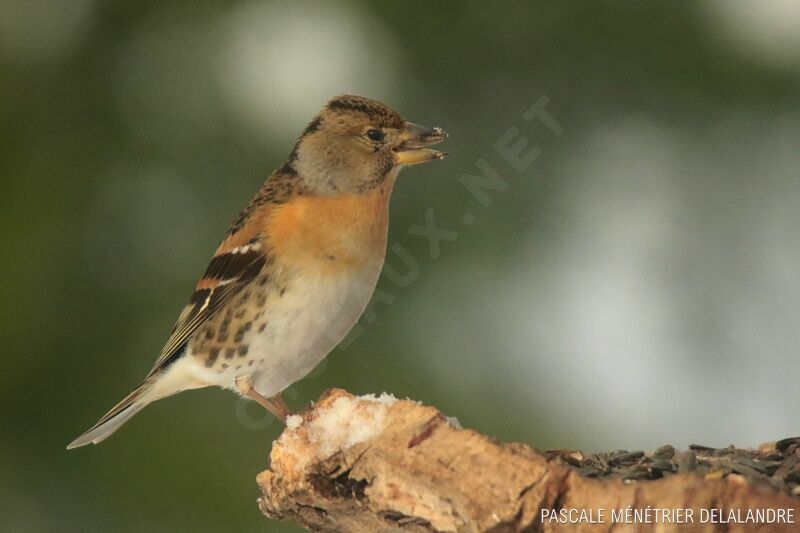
(235, 377), (291, 423)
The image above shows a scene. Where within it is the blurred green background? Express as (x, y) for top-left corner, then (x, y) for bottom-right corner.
(2, 1), (799, 531)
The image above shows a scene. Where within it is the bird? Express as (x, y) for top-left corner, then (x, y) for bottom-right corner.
(67, 95), (447, 449)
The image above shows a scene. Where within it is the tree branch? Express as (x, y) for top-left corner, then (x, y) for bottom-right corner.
(257, 389), (799, 532)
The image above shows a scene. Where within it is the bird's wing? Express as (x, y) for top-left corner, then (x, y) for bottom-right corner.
(146, 222), (270, 377)
(145, 165), (302, 376)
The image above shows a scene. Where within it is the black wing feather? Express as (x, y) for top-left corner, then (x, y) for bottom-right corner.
(146, 246), (268, 376)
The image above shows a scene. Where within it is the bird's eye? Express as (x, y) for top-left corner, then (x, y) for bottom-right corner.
(366, 128), (384, 142)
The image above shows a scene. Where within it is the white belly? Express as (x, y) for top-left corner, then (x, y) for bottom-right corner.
(185, 260), (382, 397)
(251, 263), (381, 396)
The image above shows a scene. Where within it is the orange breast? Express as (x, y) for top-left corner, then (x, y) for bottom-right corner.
(265, 187), (391, 273)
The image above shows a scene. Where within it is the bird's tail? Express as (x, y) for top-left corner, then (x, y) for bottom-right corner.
(67, 382), (151, 449)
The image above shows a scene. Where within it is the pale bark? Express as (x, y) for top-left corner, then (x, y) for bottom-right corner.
(257, 389), (799, 532)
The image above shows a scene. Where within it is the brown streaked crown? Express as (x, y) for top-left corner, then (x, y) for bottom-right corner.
(324, 95), (405, 129)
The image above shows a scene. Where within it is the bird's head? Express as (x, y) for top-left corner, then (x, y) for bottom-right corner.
(288, 95), (447, 194)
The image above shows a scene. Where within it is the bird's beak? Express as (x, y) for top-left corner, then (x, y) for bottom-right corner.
(394, 122), (448, 166)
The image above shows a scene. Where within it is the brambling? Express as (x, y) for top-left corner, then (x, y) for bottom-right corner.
(68, 95), (446, 449)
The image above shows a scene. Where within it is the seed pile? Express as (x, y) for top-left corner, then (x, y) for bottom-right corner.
(544, 436), (800, 496)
